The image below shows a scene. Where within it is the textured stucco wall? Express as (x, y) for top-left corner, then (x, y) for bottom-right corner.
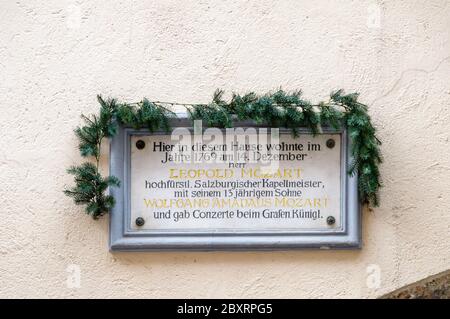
(1, 0), (449, 298)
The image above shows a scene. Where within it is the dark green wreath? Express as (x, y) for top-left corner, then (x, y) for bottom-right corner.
(64, 89), (382, 219)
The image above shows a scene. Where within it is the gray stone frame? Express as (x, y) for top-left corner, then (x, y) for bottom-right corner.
(109, 116), (361, 251)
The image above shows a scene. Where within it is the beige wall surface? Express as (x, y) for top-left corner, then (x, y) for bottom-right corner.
(0, 0), (449, 298)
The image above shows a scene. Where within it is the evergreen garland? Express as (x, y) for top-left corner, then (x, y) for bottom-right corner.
(65, 89), (382, 219)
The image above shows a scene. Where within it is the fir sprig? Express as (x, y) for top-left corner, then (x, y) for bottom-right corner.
(116, 98), (175, 132)
(65, 95), (175, 219)
(64, 163), (119, 219)
(65, 89), (382, 219)
(331, 90), (382, 206)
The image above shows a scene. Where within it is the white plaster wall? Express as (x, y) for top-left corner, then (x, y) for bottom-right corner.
(0, 0), (449, 298)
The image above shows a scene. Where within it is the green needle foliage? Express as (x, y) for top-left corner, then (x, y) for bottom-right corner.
(65, 89), (382, 219)
(116, 98), (175, 132)
(64, 163), (119, 219)
(330, 90), (382, 206)
(187, 89), (233, 128)
(65, 95), (175, 219)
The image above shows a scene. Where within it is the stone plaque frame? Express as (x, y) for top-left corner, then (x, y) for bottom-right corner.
(109, 116), (361, 251)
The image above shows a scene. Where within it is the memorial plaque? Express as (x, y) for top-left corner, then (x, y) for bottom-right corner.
(109, 120), (360, 250)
